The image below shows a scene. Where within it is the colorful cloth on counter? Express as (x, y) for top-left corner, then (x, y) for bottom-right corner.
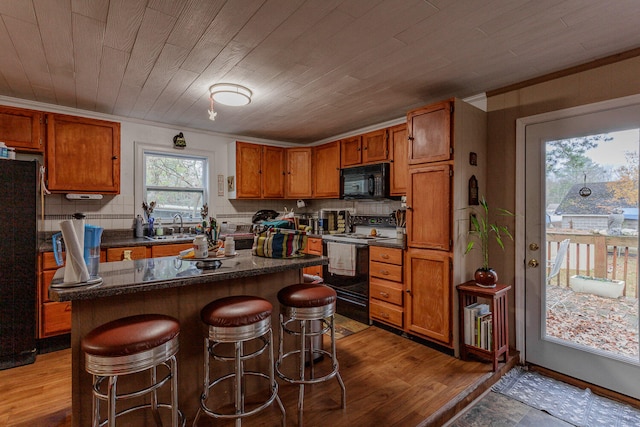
(252, 228), (307, 258)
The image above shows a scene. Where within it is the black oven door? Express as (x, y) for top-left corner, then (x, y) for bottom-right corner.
(322, 241), (370, 324)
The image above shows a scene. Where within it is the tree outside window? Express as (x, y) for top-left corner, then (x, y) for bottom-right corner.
(144, 151), (208, 222)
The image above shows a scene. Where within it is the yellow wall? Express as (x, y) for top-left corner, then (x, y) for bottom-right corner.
(486, 54), (640, 343)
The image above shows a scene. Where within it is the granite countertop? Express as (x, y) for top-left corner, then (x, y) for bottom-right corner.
(367, 237), (406, 249)
(49, 249), (327, 302)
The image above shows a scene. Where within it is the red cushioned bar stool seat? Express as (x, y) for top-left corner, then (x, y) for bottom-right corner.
(193, 295), (285, 427)
(275, 283), (346, 427)
(81, 313), (184, 427)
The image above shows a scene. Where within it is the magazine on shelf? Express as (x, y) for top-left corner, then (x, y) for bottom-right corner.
(463, 303), (489, 346)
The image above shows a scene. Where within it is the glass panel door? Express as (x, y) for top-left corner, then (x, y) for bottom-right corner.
(525, 102), (640, 399)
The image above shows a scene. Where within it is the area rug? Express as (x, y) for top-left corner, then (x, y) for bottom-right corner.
(333, 314), (369, 340)
(492, 367), (640, 426)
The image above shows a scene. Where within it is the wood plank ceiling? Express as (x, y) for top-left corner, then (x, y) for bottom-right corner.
(0, 0), (639, 143)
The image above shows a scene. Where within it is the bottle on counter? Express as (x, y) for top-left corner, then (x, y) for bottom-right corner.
(194, 235), (208, 258)
(135, 215), (144, 237)
(156, 218), (163, 236)
(225, 236), (235, 256)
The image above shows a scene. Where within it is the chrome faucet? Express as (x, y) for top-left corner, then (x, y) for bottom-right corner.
(173, 213), (184, 233)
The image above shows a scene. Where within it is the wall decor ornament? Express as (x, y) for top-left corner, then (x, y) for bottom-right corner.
(173, 132), (186, 149)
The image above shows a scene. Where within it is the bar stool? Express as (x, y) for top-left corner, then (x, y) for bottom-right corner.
(276, 283), (346, 426)
(193, 295), (285, 427)
(81, 313), (183, 427)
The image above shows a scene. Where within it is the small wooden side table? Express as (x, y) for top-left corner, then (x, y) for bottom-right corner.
(457, 281), (511, 371)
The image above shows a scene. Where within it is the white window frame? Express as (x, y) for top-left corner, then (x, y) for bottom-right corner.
(135, 142), (213, 225)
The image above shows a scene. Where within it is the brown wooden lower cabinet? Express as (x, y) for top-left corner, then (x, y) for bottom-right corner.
(369, 246), (404, 328)
(302, 237), (323, 278)
(106, 246), (148, 261)
(151, 243), (192, 258)
(369, 246), (454, 348)
(39, 252), (70, 338)
(38, 243), (188, 339)
(405, 248), (452, 347)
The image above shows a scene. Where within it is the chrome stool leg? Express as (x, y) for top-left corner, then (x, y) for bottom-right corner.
(197, 296), (285, 427)
(276, 301), (346, 427)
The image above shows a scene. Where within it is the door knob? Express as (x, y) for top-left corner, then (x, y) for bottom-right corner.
(528, 259), (539, 268)
(529, 243), (539, 251)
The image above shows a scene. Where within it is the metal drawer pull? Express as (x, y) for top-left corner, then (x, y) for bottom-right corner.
(380, 291), (389, 298)
(381, 312), (389, 319)
(381, 254), (390, 259)
(123, 250), (132, 261)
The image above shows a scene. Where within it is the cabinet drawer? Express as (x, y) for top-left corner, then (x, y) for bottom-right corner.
(107, 246), (147, 262)
(370, 246), (403, 265)
(370, 260), (402, 282)
(370, 277), (403, 306)
(42, 251), (64, 270)
(151, 243), (192, 258)
(303, 265), (323, 278)
(41, 269), (57, 303)
(41, 301), (71, 337)
(370, 300), (403, 327)
(305, 237), (323, 255)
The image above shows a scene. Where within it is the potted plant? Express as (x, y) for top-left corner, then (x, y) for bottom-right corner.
(465, 196), (514, 288)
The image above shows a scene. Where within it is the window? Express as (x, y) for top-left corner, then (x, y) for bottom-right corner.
(143, 150), (209, 222)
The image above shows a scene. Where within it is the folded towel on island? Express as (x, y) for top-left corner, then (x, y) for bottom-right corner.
(327, 242), (356, 276)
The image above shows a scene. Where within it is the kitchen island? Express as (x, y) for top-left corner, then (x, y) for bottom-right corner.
(49, 250), (327, 427)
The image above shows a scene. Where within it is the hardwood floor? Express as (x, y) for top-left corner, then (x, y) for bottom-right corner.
(0, 326), (514, 426)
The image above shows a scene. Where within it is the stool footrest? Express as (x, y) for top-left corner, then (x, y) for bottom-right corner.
(200, 372), (280, 420)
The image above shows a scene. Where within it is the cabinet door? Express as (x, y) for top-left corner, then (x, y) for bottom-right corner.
(0, 106), (43, 152)
(313, 141), (341, 198)
(362, 128), (388, 163)
(286, 147), (312, 198)
(261, 145), (285, 198)
(407, 100), (452, 165)
(405, 248), (452, 346)
(106, 246), (147, 262)
(46, 114), (120, 193)
(340, 135), (362, 167)
(236, 141), (262, 198)
(389, 123), (408, 196)
(407, 164), (451, 250)
(151, 243), (192, 258)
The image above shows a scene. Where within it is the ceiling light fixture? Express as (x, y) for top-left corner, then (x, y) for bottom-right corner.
(208, 83), (252, 107)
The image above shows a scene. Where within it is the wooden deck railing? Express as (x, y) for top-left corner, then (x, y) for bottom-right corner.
(546, 231), (638, 298)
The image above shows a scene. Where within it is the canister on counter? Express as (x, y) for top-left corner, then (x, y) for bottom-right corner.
(194, 235), (208, 258)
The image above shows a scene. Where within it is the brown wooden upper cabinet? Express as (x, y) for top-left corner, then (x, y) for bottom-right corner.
(286, 147), (312, 198)
(362, 128), (388, 164)
(0, 105), (44, 152)
(236, 141), (285, 199)
(313, 141), (341, 198)
(340, 135), (362, 168)
(262, 145), (285, 199)
(389, 123), (408, 196)
(406, 164), (452, 251)
(407, 100), (453, 165)
(46, 114), (121, 193)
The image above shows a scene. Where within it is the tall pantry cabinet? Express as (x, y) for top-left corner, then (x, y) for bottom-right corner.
(405, 98), (486, 350)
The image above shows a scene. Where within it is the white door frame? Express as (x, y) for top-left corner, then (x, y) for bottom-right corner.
(514, 93), (640, 363)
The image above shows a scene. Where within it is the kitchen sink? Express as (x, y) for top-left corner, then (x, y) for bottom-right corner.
(145, 234), (196, 242)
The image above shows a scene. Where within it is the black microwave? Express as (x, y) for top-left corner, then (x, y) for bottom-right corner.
(341, 163), (390, 199)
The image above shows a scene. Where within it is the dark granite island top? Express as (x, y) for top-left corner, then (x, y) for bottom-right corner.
(49, 249), (327, 301)
(58, 250), (327, 427)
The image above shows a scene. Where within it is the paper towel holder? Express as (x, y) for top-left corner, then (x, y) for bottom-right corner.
(66, 194), (103, 200)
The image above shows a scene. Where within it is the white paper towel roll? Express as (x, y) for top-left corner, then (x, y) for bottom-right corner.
(60, 220), (90, 284)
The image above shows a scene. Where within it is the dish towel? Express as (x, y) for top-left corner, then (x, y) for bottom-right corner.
(327, 242), (356, 276)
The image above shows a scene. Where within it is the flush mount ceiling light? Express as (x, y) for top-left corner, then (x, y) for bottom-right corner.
(208, 83), (252, 107)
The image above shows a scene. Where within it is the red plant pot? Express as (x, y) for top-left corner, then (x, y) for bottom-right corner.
(475, 268), (498, 288)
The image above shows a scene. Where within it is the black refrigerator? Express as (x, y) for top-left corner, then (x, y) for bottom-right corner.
(0, 160), (38, 369)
